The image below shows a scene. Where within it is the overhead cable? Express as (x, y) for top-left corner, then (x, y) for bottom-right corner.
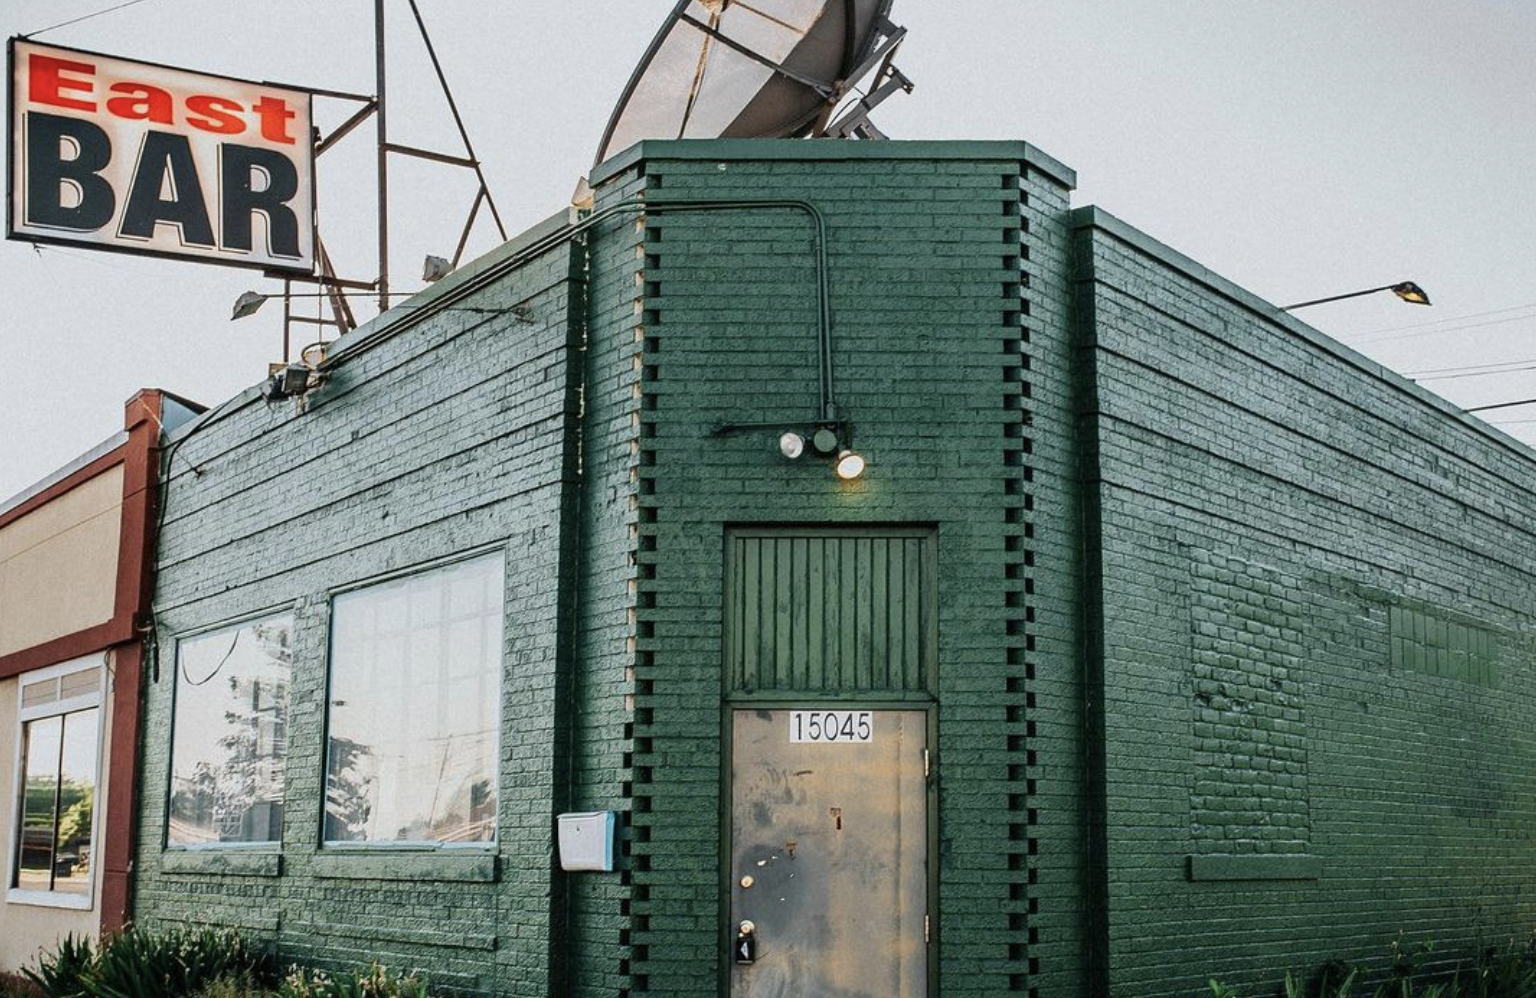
(24, 0), (157, 37)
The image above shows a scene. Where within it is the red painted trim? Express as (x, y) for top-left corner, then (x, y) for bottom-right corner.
(0, 446), (126, 532)
(0, 621), (129, 679)
(0, 389), (167, 936)
(114, 392), (161, 633)
(99, 390), (163, 936)
(100, 640), (144, 935)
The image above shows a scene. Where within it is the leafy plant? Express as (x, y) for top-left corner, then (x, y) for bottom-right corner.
(276, 964), (428, 998)
(188, 974), (272, 998)
(1207, 933), (1536, 998)
(23, 934), (95, 998)
(82, 927), (268, 998)
(23, 928), (270, 998)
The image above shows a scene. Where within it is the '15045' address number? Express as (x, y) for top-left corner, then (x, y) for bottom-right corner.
(789, 710), (873, 744)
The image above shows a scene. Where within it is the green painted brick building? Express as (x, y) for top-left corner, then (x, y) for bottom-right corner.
(132, 140), (1536, 998)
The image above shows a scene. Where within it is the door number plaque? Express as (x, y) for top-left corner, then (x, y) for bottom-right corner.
(789, 710), (873, 744)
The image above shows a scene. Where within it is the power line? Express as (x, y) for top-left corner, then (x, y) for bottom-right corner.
(1465, 398), (1536, 414)
(1357, 301), (1536, 337)
(24, 0), (158, 37)
(1352, 311), (1536, 347)
(1405, 357), (1536, 377)
(1415, 364), (1536, 384)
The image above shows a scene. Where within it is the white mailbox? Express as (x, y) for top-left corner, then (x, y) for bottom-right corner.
(557, 811), (616, 872)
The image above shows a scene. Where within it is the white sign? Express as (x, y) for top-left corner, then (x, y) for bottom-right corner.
(8, 39), (314, 272)
(789, 710), (873, 744)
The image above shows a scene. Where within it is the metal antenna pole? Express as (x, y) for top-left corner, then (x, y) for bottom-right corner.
(375, 0), (390, 312)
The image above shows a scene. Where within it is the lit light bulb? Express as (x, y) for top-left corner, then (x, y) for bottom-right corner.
(835, 450), (866, 481)
(779, 432), (806, 459)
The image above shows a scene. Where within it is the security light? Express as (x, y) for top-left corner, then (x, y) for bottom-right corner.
(1391, 282), (1432, 306)
(812, 428), (840, 455)
(779, 432), (806, 459)
(835, 450), (867, 481)
(261, 362), (315, 402)
(231, 291), (267, 321)
(423, 255), (453, 282)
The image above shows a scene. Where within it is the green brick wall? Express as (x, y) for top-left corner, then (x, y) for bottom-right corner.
(135, 141), (1094, 998)
(1073, 206), (1536, 996)
(586, 140), (1086, 998)
(132, 141), (1536, 998)
(136, 216), (589, 996)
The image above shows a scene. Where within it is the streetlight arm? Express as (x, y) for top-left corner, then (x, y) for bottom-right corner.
(1281, 282), (1431, 311)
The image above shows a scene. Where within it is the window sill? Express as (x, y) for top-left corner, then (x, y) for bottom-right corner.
(6, 888), (93, 911)
(1187, 854), (1321, 882)
(311, 850), (498, 883)
(161, 849), (282, 878)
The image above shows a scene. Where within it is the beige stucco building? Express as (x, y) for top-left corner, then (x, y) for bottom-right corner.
(0, 390), (197, 970)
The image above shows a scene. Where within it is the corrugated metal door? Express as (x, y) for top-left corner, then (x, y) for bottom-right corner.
(729, 708), (927, 998)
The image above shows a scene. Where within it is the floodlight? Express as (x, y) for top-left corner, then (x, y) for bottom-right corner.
(835, 449), (866, 481)
(779, 432), (806, 459)
(260, 362), (316, 402)
(423, 255), (453, 282)
(231, 291), (267, 321)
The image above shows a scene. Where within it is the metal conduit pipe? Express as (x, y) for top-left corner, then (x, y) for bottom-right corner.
(321, 197), (841, 426)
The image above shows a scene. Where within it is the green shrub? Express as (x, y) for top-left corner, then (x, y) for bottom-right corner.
(1208, 934), (1536, 998)
(85, 927), (268, 998)
(276, 964), (428, 998)
(23, 928), (268, 998)
(21, 931), (427, 998)
(22, 935), (95, 998)
(188, 974), (272, 998)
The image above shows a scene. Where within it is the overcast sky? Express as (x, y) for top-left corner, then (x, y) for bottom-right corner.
(3, 0), (1534, 501)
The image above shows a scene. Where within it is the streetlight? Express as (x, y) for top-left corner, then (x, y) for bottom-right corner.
(1281, 282), (1432, 311)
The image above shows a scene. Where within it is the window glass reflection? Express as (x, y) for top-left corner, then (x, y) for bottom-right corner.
(53, 711), (98, 894)
(16, 715), (63, 892)
(13, 708), (97, 895)
(325, 554), (502, 845)
(169, 616), (292, 845)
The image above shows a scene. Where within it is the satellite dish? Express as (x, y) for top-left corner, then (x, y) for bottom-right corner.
(593, 0), (912, 167)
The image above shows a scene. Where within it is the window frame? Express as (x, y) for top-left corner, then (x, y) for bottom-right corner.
(321, 546), (506, 852)
(7, 654), (107, 911)
(163, 608), (296, 853)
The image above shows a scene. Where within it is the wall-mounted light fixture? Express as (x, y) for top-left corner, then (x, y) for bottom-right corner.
(260, 362), (318, 402)
(763, 422), (866, 481)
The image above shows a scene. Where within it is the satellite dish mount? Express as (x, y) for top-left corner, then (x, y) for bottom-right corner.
(593, 0), (915, 169)
(821, 14), (911, 139)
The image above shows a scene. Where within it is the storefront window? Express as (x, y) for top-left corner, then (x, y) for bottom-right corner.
(11, 660), (102, 903)
(324, 553), (503, 845)
(168, 615), (292, 846)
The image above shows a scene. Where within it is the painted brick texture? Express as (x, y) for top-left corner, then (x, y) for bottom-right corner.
(129, 141), (1536, 998)
(1075, 207), (1536, 997)
(135, 231), (587, 997)
(590, 143), (1085, 998)
(134, 142), (1094, 998)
